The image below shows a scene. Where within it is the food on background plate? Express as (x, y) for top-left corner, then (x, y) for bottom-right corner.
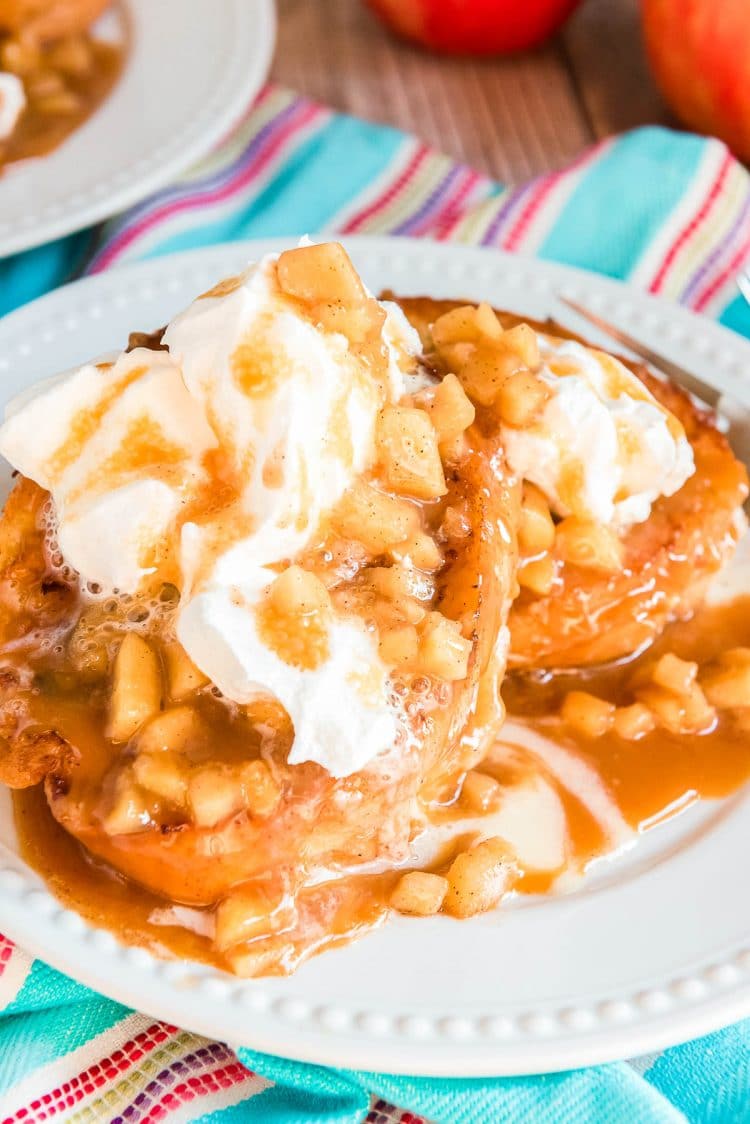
(0, 0), (124, 173)
(0, 241), (748, 977)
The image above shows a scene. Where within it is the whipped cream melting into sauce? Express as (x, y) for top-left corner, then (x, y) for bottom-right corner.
(502, 335), (695, 529)
(0, 253), (424, 778)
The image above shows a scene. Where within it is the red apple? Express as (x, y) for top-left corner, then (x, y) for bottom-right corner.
(642, 0), (750, 161)
(366, 0), (583, 55)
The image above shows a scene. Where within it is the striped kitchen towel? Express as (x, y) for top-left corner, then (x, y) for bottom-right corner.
(1, 84), (750, 1123)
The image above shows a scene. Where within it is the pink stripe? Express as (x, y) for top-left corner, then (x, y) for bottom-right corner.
(502, 144), (604, 252)
(695, 220), (750, 311)
(649, 151), (733, 292)
(0, 934), (15, 978)
(140, 1059), (258, 1122)
(432, 169), (485, 239)
(502, 175), (559, 251)
(90, 102), (325, 272)
(4, 1023), (178, 1123)
(339, 145), (429, 233)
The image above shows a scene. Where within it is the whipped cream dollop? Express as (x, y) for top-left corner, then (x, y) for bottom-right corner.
(501, 334), (695, 528)
(0, 250), (423, 777)
(0, 73), (25, 142)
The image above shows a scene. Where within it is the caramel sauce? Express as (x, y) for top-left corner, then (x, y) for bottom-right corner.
(0, 32), (125, 175)
(256, 599), (330, 671)
(11, 594), (750, 976)
(504, 596), (750, 833)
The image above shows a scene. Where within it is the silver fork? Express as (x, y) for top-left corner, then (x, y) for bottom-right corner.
(558, 295), (750, 474)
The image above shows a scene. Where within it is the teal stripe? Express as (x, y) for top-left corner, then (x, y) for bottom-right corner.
(5, 958), (92, 1015)
(133, 115), (407, 262)
(646, 1020), (750, 1123)
(193, 1084), (361, 1124)
(539, 127), (709, 279)
(719, 291), (750, 340)
(0, 996), (129, 1096)
(0, 230), (91, 319)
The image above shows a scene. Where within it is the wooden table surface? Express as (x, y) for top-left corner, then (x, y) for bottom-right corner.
(272, 0), (675, 185)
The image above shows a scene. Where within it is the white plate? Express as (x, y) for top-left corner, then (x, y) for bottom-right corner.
(1, 237), (749, 1077)
(0, 0), (275, 258)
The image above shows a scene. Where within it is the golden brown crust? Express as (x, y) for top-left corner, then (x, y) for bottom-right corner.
(392, 294), (749, 669)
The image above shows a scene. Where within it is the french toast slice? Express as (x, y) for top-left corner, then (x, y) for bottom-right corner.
(393, 295), (748, 670)
(0, 430), (519, 909)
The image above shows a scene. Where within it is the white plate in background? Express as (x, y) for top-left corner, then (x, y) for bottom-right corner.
(0, 0), (275, 257)
(0, 237), (749, 1076)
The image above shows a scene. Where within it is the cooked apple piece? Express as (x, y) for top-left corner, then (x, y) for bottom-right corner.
(276, 242), (366, 306)
(215, 883), (296, 951)
(269, 565), (331, 616)
(133, 752), (188, 806)
(517, 553), (557, 596)
(612, 703), (656, 741)
(390, 871), (448, 916)
(431, 304), (483, 347)
(136, 706), (203, 755)
(378, 621), (419, 668)
(240, 760), (281, 818)
(427, 373), (476, 444)
(389, 531), (443, 572)
(455, 342), (521, 406)
(518, 483), (555, 554)
(165, 642), (209, 701)
(310, 298), (386, 343)
(700, 648), (750, 709)
(460, 770), (502, 813)
(188, 766), (244, 829)
(554, 517), (623, 574)
(443, 837), (513, 918)
(561, 691), (615, 738)
(376, 406), (447, 500)
(418, 611), (472, 680)
(332, 481), (420, 553)
(503, 323), (541, 370)
(495, 370), (549, 427)
(108, 633), (162, 744)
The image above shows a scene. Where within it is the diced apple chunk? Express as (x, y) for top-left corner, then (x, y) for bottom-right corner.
(276, 242), (366, 305)
(215, 884), (296, 952)
(460, 770), (502, 813)
(456, 343), (521, 406)
(427, 373), (476, 444)
(418, 611), (472, 680)
(379, 622), (419, 668)
(240, 759), (281, 817)
(443, 837), (513, 918)
(137, 706), (203, 755)
(376, 406), (447, 500)
(390, 871), (448, 916)
(165, 642), (208, 701)
(133, 752), (188, 805)
(431, 305), (483, 347)
(502, 323), (541, 370)
(108, 633), (162, 744)
(389, 531), (443, 572)
(188, 766), (244, 828)
(269, 565), (331, 616)
(332, 482), (420, 553)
